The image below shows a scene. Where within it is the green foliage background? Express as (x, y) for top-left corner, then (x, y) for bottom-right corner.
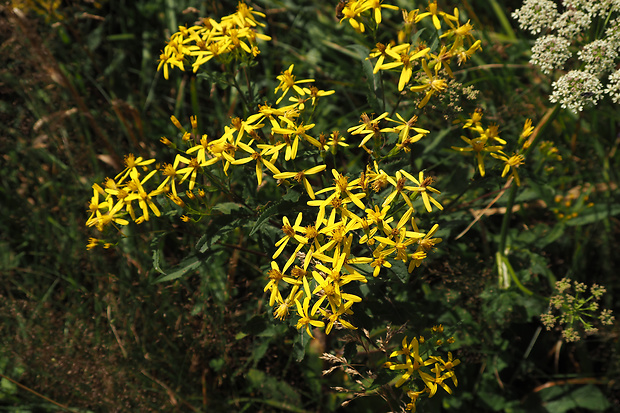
(1, 0), (619, 411)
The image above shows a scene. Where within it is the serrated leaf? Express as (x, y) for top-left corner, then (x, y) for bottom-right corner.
(249, 201), (297, 236)
(368, 368), (394, 390)
(211, 202), (244, 214)
(196, 220), (239, 253)
(151, 253), (205, 283)
(389, 260), (409, 283)
(152, 248), (166, 275)
(293, 329), (308, 362)
(150, 233), (167, 275)
(282, 189), (301, 202)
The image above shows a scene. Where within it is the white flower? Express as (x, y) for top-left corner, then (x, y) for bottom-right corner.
(604, 70), (620, 103)
(549, 70), (604, 112)
(512, 0), (559, 35)
(530, 35), (572, 74)
(551, 9), (591, 39)
(605, 17), (620, 44)
(577, 39), (619, 75)
(563, 0), (620, 16)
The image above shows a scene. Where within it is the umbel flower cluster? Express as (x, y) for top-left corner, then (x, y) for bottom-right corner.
(512, 0), (620, 111)
(541, 277), (615, 342)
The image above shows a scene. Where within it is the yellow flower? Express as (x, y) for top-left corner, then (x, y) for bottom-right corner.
(271, 119), (320, 158)
(302, 85), (336, 106)
(369, 248), (392, 277)
(124, 169), (165, 222)
(320, 300), (356, 335)
(408, 222), (442, 272)
(491, 151), (525, 186)
(382, 170), (417, 210)
(157, 40), (186, 79)
(519, 118), (534, 143)
(175, 155), (204, 191)
(315, 169), (366, 211)
(366, 0), (400, 24)
(409, 59), (447, 108)
(415, 0), (455, 30)
(455, 39), (482, 66)
(114, 153), (156, 184)
(273, 165), (327, 199)
(223, 1), (267, 28)
(452, 135), (503, 177)
(339, 0), (371, 33)
(325, 130), (349, 154)
(407, 170), (443, 212)
(232, 141), (281, 186)
(294, 297), (325, 339)
(273, 212), (308, 270)
(368, 42), (410, 74)
(383, 113), (430, 143)
(87, 199), (129, 231)
(347, 112), (389, 147)
(378, 46), (430, 91)
(86, 237), (99, 250)
(273, 285), (302, 320)
(388, 336), (434, 387)
(264, 261), (301, 307)
(274, 64), (315, 104)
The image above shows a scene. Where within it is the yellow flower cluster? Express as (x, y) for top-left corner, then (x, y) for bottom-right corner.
(384, 327), (460, 411)
(341, 0), (482, 106)
(452, 110), (534, 186)
(268, 164), (443, 337)
(157, 1), (271, 79)
(85, 65), (336, 236)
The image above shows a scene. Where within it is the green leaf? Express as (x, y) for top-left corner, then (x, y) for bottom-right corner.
(389, 260), (409, 283)
(249, 201), (297, 236)
(369, 368), (394, 389)
(151, 253), (206, 283)
(282, 189), (301, 202)
(572, 385), (610, 410)
(152, 247), (165, 275)
(211, 202), (244, 214)
(246, 369), (302, 407)
(150, 234), (167, 275)
(478, 391), (507, 411)
(242, 315), (269, 336)
(293, 328), (308, 362)
(196, 220), (239, 253)
(348, 44), (382, 113)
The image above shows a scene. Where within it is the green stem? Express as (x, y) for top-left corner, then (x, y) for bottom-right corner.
(231, 73), (251, 115)
(488, 0), (517, 42)
(496, 104), (561, 289)
(497, 183), (517, 256)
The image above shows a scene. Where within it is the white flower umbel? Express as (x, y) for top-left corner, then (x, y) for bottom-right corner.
(551, 9), (591, 39)
(562, 0), (620, 16)
(530, 35), (572, 74)
(578, 39), (619, 76)
(549, 70), (604, 112)
(605, 70), (620, 103)
(605, 18), (620, 44)
(512, 0), (559, 35)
